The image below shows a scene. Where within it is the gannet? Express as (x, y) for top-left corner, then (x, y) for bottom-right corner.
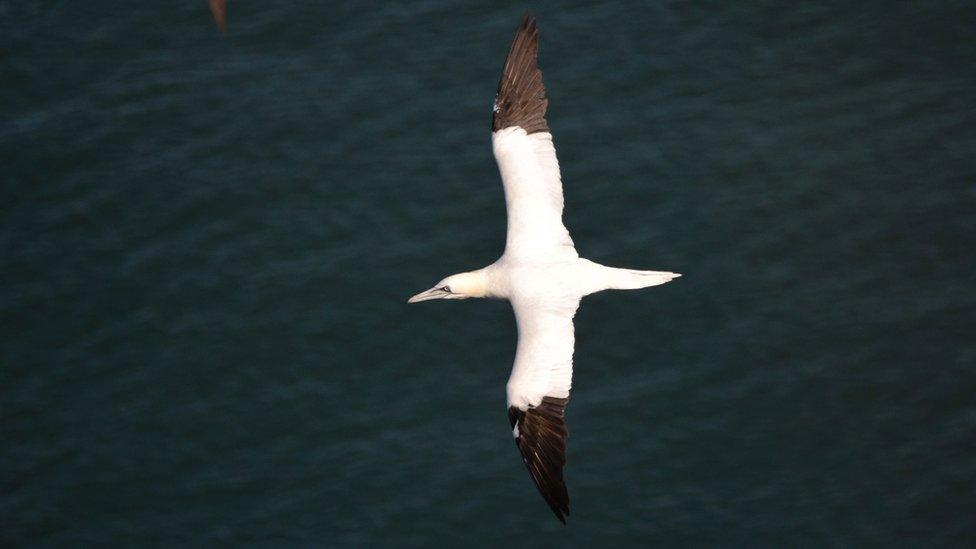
(408, 14), (680, 523)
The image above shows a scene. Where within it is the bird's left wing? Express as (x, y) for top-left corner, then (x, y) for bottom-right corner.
(492, 15), (577, 260)
(506, 296), (579, 523)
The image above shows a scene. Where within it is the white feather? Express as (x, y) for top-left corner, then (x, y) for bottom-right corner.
(489, 127), (586, 410)
(487, 127), (681, 410)
(505, 295), (578, 410)
(492, 128), (577, 260)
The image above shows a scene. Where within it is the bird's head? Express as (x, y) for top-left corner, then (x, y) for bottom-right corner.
(407, 270), (488, 303)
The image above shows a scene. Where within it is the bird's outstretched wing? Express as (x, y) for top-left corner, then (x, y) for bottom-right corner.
(506, 296), (578, 523)
(492, 14), (576, 260)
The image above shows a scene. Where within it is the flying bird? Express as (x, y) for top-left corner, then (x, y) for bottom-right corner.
(408, 14), (681, 523)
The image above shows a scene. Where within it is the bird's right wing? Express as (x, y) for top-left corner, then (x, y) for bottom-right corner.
(492, 15), (577, 260)
(506, 295), (579, 523)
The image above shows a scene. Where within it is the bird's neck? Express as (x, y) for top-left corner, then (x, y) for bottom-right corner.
(454, 269), (490, 299)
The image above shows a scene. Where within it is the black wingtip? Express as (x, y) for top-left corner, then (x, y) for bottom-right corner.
(547, 489), (569, 524)
(553, 507), (568, 524)
(518, 12), (537, 42)
(492, 12), (550, 134)
(509, 397), (571, 524)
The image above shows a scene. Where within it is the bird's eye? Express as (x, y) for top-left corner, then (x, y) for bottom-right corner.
(441, 286), (452, 293)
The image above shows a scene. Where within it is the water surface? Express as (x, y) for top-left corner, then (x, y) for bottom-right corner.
(2, 2), (975, 546)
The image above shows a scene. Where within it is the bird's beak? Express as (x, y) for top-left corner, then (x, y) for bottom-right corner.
(407, 287), (450, 304)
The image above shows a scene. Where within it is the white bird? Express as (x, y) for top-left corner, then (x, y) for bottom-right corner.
(408, 14), (680, 523)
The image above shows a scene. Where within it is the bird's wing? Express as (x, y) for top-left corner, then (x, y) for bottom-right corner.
(492, 15), (576, 260)
(506, 295), (579, 523)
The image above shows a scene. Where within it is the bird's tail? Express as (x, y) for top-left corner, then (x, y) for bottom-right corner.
(600, 267), (681, 290)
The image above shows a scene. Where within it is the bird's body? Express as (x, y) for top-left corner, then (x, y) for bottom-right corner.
(408, 14), (680, 523)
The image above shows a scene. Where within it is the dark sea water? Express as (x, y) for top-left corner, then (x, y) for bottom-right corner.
(3, 1), (975, 546)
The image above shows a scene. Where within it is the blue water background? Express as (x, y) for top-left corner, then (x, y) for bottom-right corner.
(2, 2), (975, 546)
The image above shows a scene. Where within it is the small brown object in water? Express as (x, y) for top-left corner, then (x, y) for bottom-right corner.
(209, 0), (226, 32)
